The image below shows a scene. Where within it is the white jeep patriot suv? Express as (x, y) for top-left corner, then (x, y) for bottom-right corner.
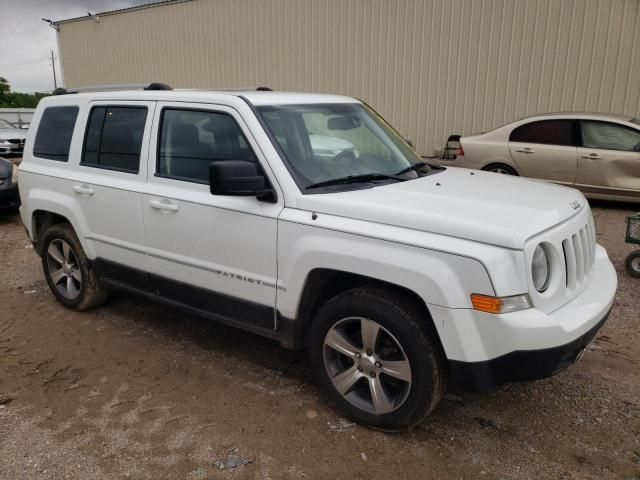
(19, 84), (617, 430)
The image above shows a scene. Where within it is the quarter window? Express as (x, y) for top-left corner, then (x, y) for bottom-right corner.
(580, 121), (640, 152)
(157, 109), (256, 183)
(81, 106), (147, 173)
(509, 120), (574, 146)
(33, 106), (79, 162)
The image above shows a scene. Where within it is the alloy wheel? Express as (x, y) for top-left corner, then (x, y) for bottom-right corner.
(323, 317), (412, 415)
(46, 239), (82, 299)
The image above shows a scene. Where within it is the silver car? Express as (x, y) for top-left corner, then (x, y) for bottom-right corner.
(0, 119), (27, 156)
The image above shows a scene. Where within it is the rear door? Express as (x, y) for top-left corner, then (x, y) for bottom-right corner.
(575, 120), (640, 199)
(508, 119), (578, 186)
(75, 101), (155, 286)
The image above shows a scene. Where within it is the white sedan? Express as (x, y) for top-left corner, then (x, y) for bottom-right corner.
(442, 112), (640, 203)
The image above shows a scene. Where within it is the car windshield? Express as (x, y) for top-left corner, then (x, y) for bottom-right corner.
(257, 103), (432, 191)
(0, 119), (16, 129)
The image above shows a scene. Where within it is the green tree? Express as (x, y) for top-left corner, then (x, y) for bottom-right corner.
(0, 76), (49, 108)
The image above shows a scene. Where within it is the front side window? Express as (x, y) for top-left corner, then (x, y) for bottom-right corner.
(82, 106), (147, 173)
(33, 106), (79, 162)
(157, 109), (256, 183)
(257, 103), (429, 191)
(580, 121), (640, 152)
(509, 120), (574, 146)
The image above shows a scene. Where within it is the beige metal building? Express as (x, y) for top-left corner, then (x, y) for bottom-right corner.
(56, 0), (640, 156)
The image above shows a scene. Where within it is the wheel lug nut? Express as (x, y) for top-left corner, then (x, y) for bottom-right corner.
(357, 366), (363, 372)
(375, 361), (381, 368)
(369, 372), (376, 378)
(366, 349), (372, 356)
(355, 352), (361, 359)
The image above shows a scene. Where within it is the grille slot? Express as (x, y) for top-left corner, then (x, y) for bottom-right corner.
(562, 224), (595, 291)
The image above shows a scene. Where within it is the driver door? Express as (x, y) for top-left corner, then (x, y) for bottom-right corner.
(142, 102), (283, 331)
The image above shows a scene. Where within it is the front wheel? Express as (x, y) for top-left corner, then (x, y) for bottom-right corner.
(626, 250), (640, 278)
(307, 288), (446, 431)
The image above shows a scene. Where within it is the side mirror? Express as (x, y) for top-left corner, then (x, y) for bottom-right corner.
(209, 160), (275, 200)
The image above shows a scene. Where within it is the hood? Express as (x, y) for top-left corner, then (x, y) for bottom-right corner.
(0, 129), (26, 139)
(297, 167), (587, 249)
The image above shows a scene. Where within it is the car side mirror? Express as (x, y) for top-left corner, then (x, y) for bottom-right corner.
(209, 160), (275, 201)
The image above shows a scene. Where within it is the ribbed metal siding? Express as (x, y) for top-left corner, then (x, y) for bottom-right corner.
(58, 0), (640, 156)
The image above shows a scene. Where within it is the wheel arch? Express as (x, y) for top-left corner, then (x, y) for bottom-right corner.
(280, 268), (445, 359)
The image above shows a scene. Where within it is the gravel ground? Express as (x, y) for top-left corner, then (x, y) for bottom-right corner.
(0, 201), (639, 480)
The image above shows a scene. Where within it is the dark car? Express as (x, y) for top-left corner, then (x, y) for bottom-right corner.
(0, 157), (20, 213)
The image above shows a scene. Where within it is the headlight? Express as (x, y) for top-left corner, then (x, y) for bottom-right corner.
(532, 244), (551, 292)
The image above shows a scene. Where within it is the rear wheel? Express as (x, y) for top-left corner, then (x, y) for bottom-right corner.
(626, 251), (640, 278)
(308, 288), (445, 431)
(483, 163), (518, 175)
(41, 223), (108, 310)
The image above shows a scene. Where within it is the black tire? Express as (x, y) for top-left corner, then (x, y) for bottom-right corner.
(626, 250), (640, 278)
(307, 287), (446, 431)
(41, 223), (109, 310)
(482, 163), (518, 175)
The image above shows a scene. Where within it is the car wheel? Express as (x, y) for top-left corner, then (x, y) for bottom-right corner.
(483, 163), (518, 175)
(625, 251), (640, 278)
(308, 287), (446, 431)
(41, 223), (109, 310)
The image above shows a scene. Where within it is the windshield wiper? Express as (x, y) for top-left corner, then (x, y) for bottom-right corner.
(394, 161), (433, 176)
(306, 173), (405, 190)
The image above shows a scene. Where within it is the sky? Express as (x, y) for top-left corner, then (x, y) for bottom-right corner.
(0, 0), (153, 93)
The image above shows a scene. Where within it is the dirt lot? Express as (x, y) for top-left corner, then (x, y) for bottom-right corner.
(0, 202), (639, 480)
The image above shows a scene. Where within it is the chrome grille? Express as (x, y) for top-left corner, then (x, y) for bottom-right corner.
(562, 222), (596, 290)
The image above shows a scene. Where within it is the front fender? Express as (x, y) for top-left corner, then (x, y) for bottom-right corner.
(276, 212), (496, 320)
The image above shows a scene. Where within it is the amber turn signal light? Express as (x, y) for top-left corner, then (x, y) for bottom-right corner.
(471, 293), (532, 314)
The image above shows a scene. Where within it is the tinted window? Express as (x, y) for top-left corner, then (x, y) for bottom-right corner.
(81, 106), (147, 173)
(33, 106), (79, 161)
(158, 109), (256, 183)
(581, 121), (640, 152)
(509, 120), (574, 146)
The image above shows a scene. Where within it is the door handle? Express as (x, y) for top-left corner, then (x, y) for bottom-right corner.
(72, 185), (94, 196)
(515, 148), (534, 154)
(580, 153), (601, 159)
(149, 199), (179, 212)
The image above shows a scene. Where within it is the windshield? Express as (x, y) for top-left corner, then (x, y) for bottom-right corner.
(0, 119), (16, 129)
(257, 103), (430, 191)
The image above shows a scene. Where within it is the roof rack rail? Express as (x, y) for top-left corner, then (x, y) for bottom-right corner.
(53, 82), (173, 95)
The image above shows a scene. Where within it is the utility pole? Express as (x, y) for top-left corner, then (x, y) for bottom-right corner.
(50, 50), (57, 89)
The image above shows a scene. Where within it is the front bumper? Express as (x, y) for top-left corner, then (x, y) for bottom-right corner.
(0, 183), (20, 212)
(432, 244), (617, 391)
(448, 308), (610, 391)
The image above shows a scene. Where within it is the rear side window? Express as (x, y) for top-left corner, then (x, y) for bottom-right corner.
(580, 121), (640, 152)
(33, 106), (79, 162)
(509, 120), (574, 146)
(157, 108), (256, 183)
(82, 106), (147, 173)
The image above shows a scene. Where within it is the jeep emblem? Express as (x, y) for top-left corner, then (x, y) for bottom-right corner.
(569, 200), (582, 210)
